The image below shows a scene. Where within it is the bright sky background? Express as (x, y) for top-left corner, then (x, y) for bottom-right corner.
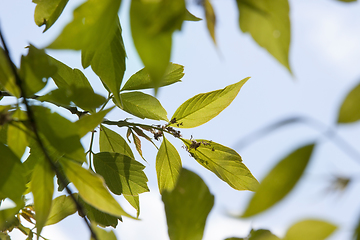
(1, 0), (360, 239)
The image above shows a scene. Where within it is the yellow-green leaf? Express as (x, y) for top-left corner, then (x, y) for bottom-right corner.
(284, 219), (337, 240)
(204, 0), (216, 44)
(7, 110), (28, 158)
(236, 0), (291, 72)
(74, 108), (113, 138)
(337, 81), (360, 123)
(242, 144), (315, 218)
(183, 139), (258, 191)
(0, 48), (20, 97)
(45, 195), (77, 226)
(156, 136), (182, 193)
(33, 0), (69, 32)
(91, 225), (117, 240)
(170, 77), (249, 128)
(99, 125), (134, 158)
(248, 229), (281, 240)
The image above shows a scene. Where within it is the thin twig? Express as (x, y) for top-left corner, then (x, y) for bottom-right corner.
(0, 28), (98, 240)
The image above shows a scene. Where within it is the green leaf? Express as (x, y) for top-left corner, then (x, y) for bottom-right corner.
(0, 199), (24, 232)
(33, 0), (69, 32)
(33, 106), (86, 163)
(242, 144), (315, 218)
(7, 110), (28, 158)
(162, 168), (214, 240)
(224, 238), (244, 240)
(0, 143), (26, 201)
(121, 63), (184, 91)
(82, 18), (125, 106)
(0, 47), (20, 97)
(284, 219), (337, 240)
(156, 136), (182, 193)
(45, 195), (77, 226)
(248, 229), (281, 240)
(236, 0), (291, 72)
(48, 56), (92, 89)
(337, 81), (360, 123)
(123, 194), (140, 218)
(130, 0), (186, 90)
(47, 0), (121, 51)
(30, 154), (54, 237)
(171, 77), (249, 128)
(204, 0), (216, 44)
(0, 232), (11, 240)
(99, 125), (134, 158)
(184, 9), (202, 21)
(91, 225), (117, 240)
(60, 158), (134, 219)
(337, 0), (356, 2)
(130, 129), (146, 161)
(93, 152), (149, 196)
(183, 139), (259, 191)
(119, 91), (168, 121)
(74, 108), (113, 138)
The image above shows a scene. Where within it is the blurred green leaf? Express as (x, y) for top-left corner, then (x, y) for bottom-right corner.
(337, 81), (360, 123)
(49, 56), (92, 89)
(19, 45), (57, 96)
(337, 0), (356, 2)
(156, 136), (182, 193)
(184, 9), (202, 21)
(99, 125), (134, 158)
(91, 225), (117, 240)
(183, 139), (259, 191)
(130, 0), (186, 90)
(0, 232), (11, 240)
(224, 238), (244, 240)
(33, 0), (69, 32)
(33, 106), (86, 163)
(236, 0), (291, 72)
(0, 143), (26, 201)
(284, 219), (337, 240)
(60, 158), (134, 219)
(121, 63), (184, 91)
(242, 144), (315, 218)
(7, 110), (28, 158)
(0, 199), (24, 232)
(171, 77), (249, 128)
(74, 108), (113, 138)
(119, 91), (168, 121)
(45, 195), (77, 226)
(47, 0), (121, 51)
(248, 229), (281, 240)
(162, 168), (214, 240)
(204, 0), (216, 44)
(30, 154), (54, 237)
(93, 152), (149, 196)
(0, 48), (20, 97)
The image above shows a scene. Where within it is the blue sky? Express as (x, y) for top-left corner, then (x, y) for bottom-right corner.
(1, 0), (360, 239)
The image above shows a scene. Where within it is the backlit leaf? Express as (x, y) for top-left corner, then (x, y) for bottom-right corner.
(30, 154), (54, 237)
(45, 195), (76, 226)
(75, 108), (113, 138)
(0, 199), (24, 231)
(47, 0), (121, 51)
(183, 139), (258, 191)
(7, 110), (28, 158)
(248, 229), (281, 240)
(119, 91), (168, 121)
(162, 168), (214, 240)
(284, 219), (337, 240)
(156, 136), (182, 193)
(0, 143), (26, 201)
(100, 125), (134, 158)
(337, 81), (360, 123)
(93, 152), (149, 196)
(131, 129), (145, 161)
(130, 0), (186, 90)
(204, 0), (216, 44)
(121, 63), (184, 91)
(337, 0), (356, 2)
(184, 9), (202, 21)
(60, 158), (133, 219)
(242, 144), (315, 218)
(124, 194), (140, 218)
(33, 0), (69, 32)
(236, 0), (291, 72)
(171, 78), (249, 128)
(0, 47), (20, 97)
(91, 225), (117, 240)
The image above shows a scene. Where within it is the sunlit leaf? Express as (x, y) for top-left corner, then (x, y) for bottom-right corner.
(91, 225), (117, 240)
(47, 0), (121, 51)
(45, 195), (76, 226)
(60, 158), (134, 219)
(337, 81), (360, 123)
(204, 0), (216, 44)
(184, 9), (202, 21)
(162, 168), (214, 240)
(130, 0), (186, 90)
(19, 45), (57, 96)
(131, 129), (145, 161)
(75, 108), (113, 138)
(33, 106), (86, 163)
(93, 152), (149, 197)
(123, 194), (140, 218)
(7, 110), (28, 158)
(284, 219), (337, 240)
(248, 229), (281, 240)
(121, 63), (184, 91)
(156, 136), (182, 193)
(119, 91), (168, 121)
(82, 17), (125, 106)
(0, 143), (26, 201)
(183, 139), (258, 191)
(100, 125), (134, 158)
(0, 47), (20, 97)
(30, 154), (54, 237)
(33, 0), (69, 32)
(236, 0), (291, 72)
(171, 78), (249, 128)
(242, 144), (315, 218)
